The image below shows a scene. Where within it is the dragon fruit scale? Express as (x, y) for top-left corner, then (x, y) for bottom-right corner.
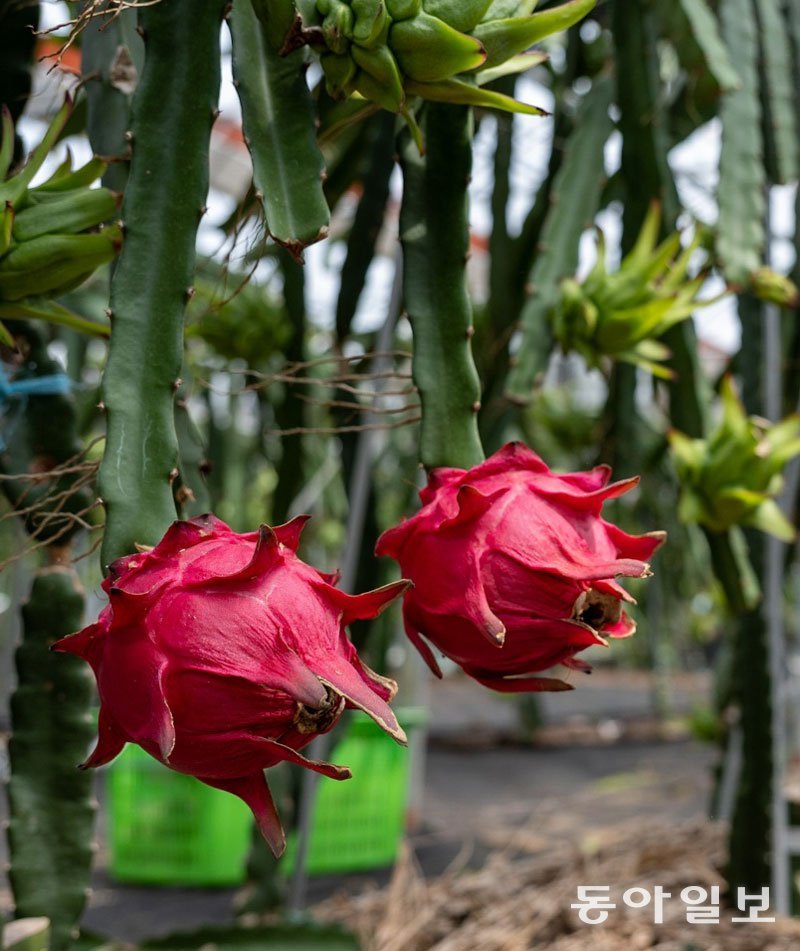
(376, 442), (665, 692)
(53, 514), (410, 857)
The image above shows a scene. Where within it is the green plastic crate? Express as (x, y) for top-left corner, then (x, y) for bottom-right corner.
(106, 707), (426, 884)
(283, 707), (427, 876)
(107, 744), (253, 886)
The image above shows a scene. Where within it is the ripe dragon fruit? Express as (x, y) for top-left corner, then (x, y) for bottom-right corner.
(376, 442), (664, 692)
(53, 514), (409, 856)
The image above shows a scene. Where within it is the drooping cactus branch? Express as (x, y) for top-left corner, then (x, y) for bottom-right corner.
(98, 0), (227, 567)
(230, 0), (330, 257)
(398, 103), (484, 471)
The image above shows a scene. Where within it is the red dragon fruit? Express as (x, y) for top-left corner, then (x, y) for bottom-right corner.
(376, 442), (664, 692)
(53, 514), (409, 856)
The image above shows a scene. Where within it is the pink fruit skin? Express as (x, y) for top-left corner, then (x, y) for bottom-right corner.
(53, 514), (409, 856)
(376, 442), (665, 693)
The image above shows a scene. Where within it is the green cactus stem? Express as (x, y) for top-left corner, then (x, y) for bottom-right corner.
(399, 103), (484, 471)
(753, 0), (797, 186)
(702, 527), (760, 615)
(8, 567), (95, 951)
(727, 591), (773, 893)
(726, 293), (773, 894)
(504, 74), (614, 403)
(612, 0), (679, 243)
(717, 0), (765, 287)
(335, 111), (396, 344)
(270, 249), (307, 524)
(98, 0), (227, 567)
(80, 1), (143, 193)
(230, 0), (330, 257)
(601, 0), (676, 476)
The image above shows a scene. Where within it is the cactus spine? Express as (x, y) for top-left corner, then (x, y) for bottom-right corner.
(98, 0), (227, 566)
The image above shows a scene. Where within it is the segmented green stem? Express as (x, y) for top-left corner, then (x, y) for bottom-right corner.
(717, 0), (765, 286)
(612, 0), (679, 243)
(505, 75), (614, 402)
(753, 0), (798, 185)
(783, 0), (800, 413)
(98, 0), (227, 567)
(604, 0), (678, 476)
(727, 598), (773, 892)
(702, 527), (760, 614)
(271, 249), (306, 524)
(8, 567), (95, 951)
(335, 111), (396, 344)
(399, 104), (484, 471)
(725, 293), (772, 892)
(81, 1), (142, 193)
(675, 0), (740, 92)
(477, 77), (518, 450)
(487, 77), (514, 346)
(230, 0), (330, 257)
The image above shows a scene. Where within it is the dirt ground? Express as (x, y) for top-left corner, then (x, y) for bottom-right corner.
(8, 666), (786, 948)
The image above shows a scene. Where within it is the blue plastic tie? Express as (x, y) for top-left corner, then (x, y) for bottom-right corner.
(0, 363), (73, 451)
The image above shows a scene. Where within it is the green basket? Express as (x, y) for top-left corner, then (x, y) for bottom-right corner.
(283, 706), (427, 876)
(107, 744), (253, 886)
(106, 706), (426, 885)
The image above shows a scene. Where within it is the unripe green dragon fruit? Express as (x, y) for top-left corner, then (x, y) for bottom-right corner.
(290, 0), (596, 144)
(550, 204), (717, 379)
(0, 97), (122, 308)
(669, 376), (800, 541)
(749, 266), (800, 308)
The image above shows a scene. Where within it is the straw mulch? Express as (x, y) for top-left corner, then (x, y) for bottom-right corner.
(314, 819), (800, 951)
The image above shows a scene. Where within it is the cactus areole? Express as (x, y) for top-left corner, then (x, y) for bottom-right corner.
(53, 515), (410, 856)
(376, 442), (665, 692)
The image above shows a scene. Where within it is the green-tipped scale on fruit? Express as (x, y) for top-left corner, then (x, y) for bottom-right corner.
(669, 375), (800, 541)
(300, 0), (596, 142)
(550, 204), (719, 378)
